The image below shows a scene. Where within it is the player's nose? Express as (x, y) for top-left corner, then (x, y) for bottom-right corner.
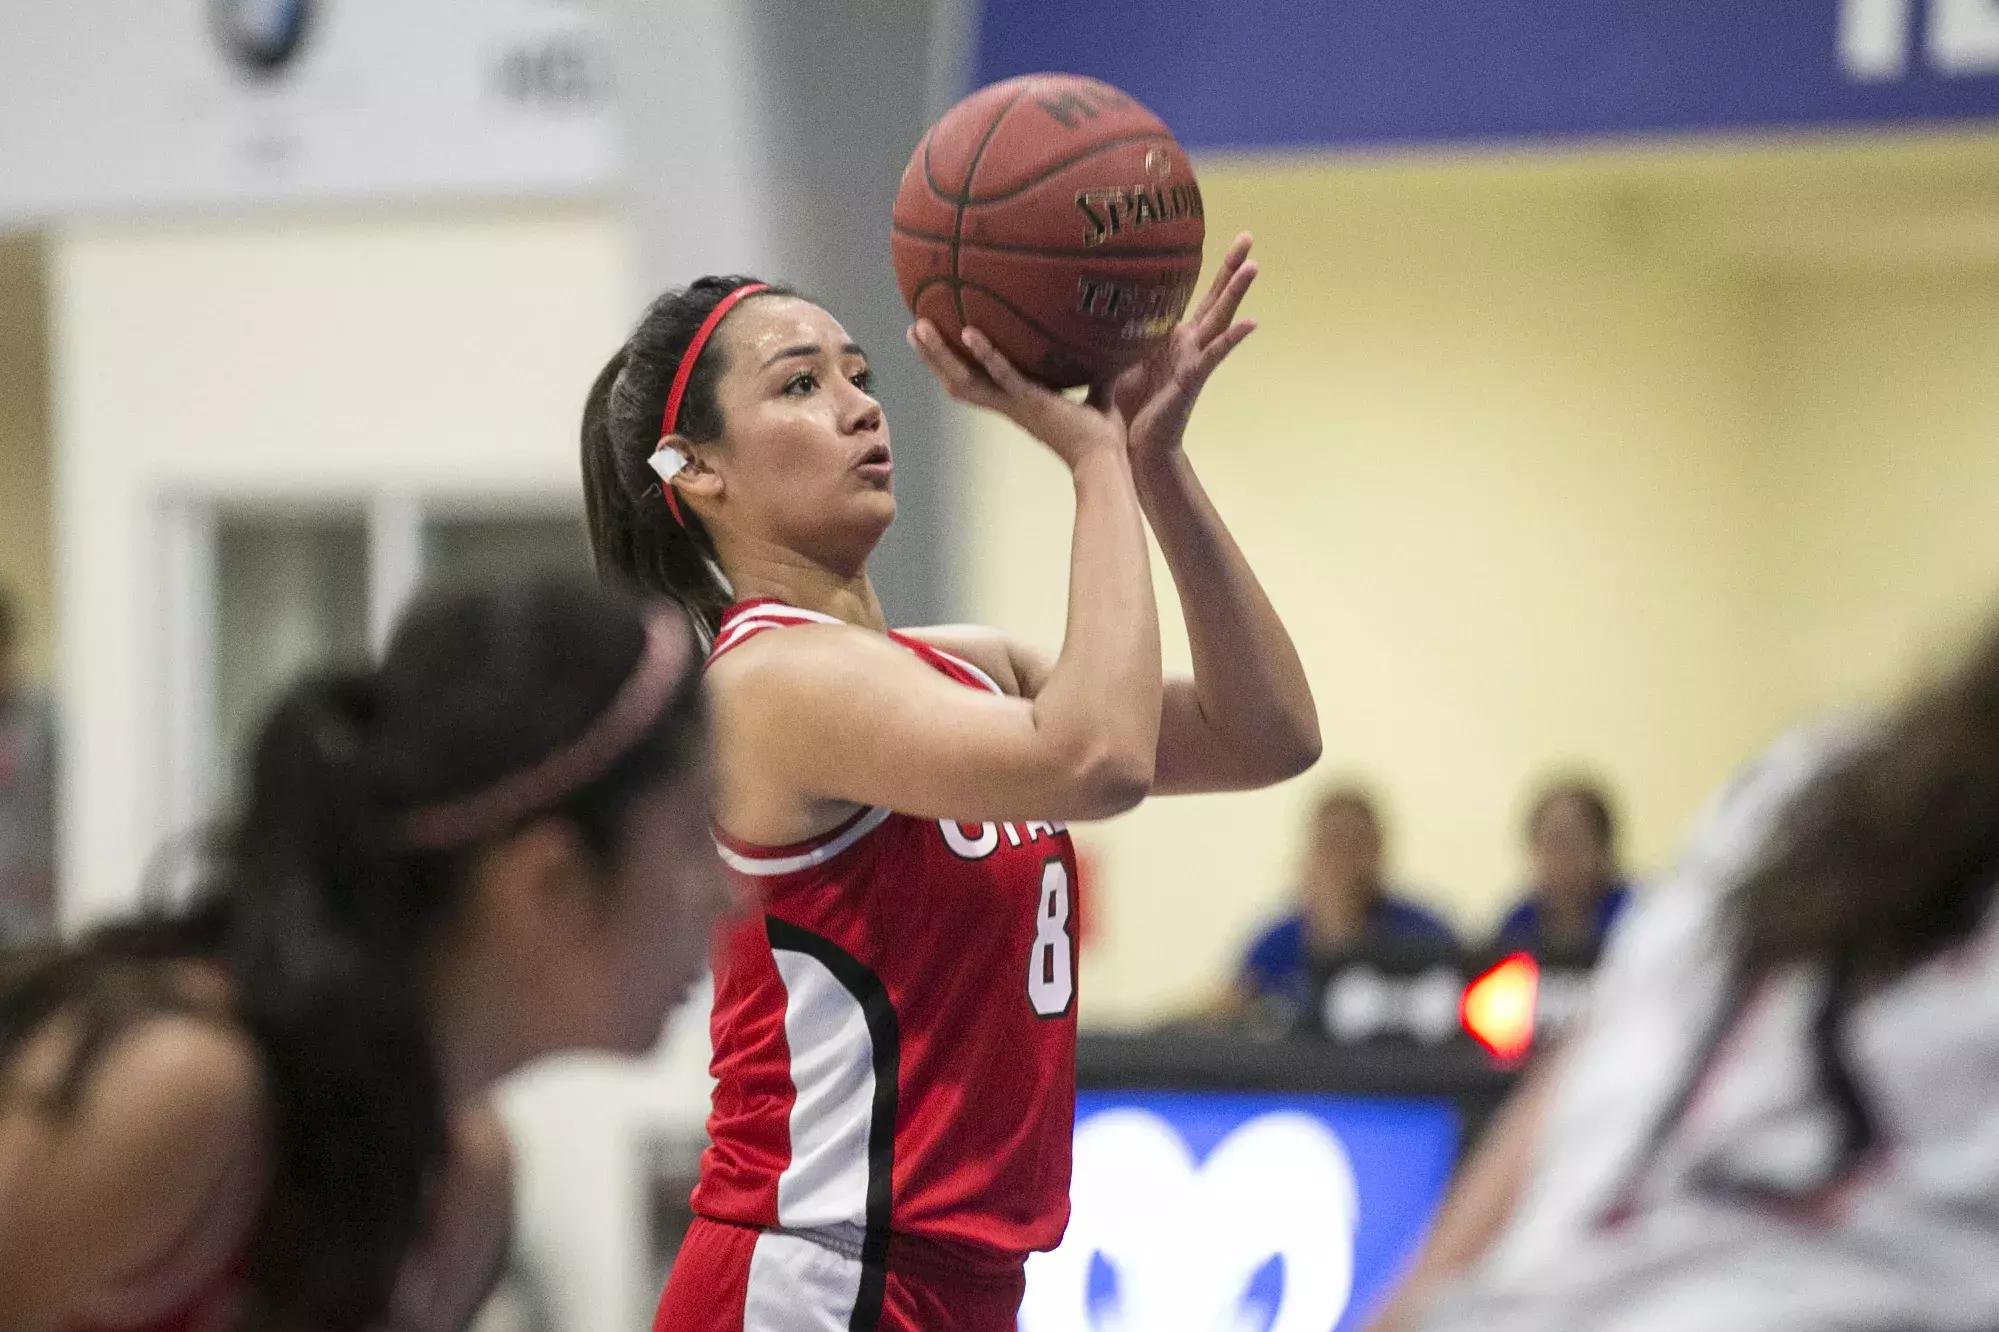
(842, 385), (885, 435)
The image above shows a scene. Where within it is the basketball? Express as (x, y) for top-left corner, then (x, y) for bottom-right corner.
(891, 74), (1207, 389)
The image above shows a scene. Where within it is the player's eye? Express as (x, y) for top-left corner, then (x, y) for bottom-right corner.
(783, 370), (818, 396)
(851, 366), (876, 394)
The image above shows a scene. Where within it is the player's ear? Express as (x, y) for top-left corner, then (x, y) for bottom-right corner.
(664, 435), (725, 504)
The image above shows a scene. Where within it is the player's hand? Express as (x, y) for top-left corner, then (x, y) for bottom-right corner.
(1113, 231), (1258, 471)
(908, 319), (1127, 471)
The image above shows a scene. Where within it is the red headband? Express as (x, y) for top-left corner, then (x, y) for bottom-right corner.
(655, 282), (770, 525)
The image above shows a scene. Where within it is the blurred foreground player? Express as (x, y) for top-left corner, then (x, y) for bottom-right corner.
(0, 580), (725, 1332)
(1370, 617), (1999, 1332)
(580, 238), (1319, 1331)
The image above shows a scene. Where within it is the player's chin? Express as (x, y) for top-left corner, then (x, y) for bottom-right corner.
(847, 483), (897, 525)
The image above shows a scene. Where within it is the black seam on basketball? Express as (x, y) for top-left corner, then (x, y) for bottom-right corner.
(892, 222), (1204, 261)
(903, 274), (960, 307)
(953, 132), (1182, 206)
(954, 279), (1119, 366)
(949, 87), (1032, 332)
(903, 272), (1140, 379)
(921, 125), (946, 199)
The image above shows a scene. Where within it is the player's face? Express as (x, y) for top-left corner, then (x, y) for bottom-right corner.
(593, 738), (735, 1053)
(1313, 801), (1382, 881)
(474, 734), (732, 1061)
(1530, 796), (1609, 905)
(703, 297), (894, 571)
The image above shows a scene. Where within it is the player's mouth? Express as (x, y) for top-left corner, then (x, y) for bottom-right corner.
(854, 442), (894, 483)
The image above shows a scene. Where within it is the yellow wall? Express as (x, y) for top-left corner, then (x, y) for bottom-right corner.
(1761, 270), (1999, 714)
(964, 146), (1999, 1025)
(0, 237), (52, 681)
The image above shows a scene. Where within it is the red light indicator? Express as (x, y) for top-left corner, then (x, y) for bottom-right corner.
(1461, 952), (1538, 1061)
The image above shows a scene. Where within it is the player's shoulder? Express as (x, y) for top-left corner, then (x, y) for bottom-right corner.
(896, 623), (1028, 696)
(1595, 719), (1874, 986)
(11, 1000), (264, 1151)
(1676, 717), (1873, 886)
(5, 959), (260, 1118)
(707, 617), (888, 683)
(706, 618), (953, 730)
(1, 979), (267, 1270)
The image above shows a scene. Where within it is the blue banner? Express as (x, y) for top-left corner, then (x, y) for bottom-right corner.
(975, 1), (1999, 153)
(1020, 1090), (1460, 1332)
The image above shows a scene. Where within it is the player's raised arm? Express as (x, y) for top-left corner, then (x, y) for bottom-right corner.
(923, 236), (1319, 796)
(1116, 233), (1321, 794)
(714, 323), (1162, 825)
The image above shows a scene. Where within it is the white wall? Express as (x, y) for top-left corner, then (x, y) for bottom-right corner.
(1759, 267), (1999, 712)
(50, 205), (631, 922)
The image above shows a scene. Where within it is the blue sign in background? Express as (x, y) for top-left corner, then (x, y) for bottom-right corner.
(1065, 1090), (1460, 1332)
(976, 2), (1999, 153)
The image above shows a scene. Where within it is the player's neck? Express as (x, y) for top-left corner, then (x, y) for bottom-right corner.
(729, 560), (887, 633)
(714, 532), (889, 633)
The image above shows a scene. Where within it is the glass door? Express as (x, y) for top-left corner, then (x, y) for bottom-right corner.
(162, 490), (589, 831)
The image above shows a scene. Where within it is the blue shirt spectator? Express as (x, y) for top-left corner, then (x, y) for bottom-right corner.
(1494, 775), (1631, 954)
(1229, 786), (1457, 1013)
(1494, 881), (1631, 953)
(1243, 897), (1457, 1007)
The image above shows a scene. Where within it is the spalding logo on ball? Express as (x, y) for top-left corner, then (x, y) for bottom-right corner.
(892, 74), (1206, 389)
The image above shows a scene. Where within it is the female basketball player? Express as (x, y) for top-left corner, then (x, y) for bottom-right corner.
(1368, 619), (1999, 1332)
(580, 235), (1319, 1330)
(0, 579), (724, 1332)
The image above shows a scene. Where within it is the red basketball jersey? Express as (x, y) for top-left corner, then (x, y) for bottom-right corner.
(692, 598), (1081, 1268)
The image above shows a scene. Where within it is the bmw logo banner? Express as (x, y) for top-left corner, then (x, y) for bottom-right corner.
(210, 0), (314, 77)
(1021, 1091), (1459, 1332)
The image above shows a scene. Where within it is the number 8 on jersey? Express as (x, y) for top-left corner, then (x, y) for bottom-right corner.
(1028, 858), (1074, 1017)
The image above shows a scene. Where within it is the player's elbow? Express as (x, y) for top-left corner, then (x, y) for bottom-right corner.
(1263, 716), (1323, 784)
(1233, 705), (1322, 789)
(1066, 744), (1155, 819)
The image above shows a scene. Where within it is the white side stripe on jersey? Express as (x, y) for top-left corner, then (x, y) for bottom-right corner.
(742, 1229), (863, 1331)
(771, 949), (879, 1230)
(716, 806), (893, 877)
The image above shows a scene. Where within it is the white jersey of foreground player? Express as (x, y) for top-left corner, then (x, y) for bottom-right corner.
(1423, 724), (1999, 1332)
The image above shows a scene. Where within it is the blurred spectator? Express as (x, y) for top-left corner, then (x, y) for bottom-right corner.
(1493, 776), (1630, 953)
(1228, 786), (1455, 1014)
(0, 582), (56, 945)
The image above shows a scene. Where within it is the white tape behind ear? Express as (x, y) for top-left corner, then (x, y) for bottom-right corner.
(649, 445), (688, 483)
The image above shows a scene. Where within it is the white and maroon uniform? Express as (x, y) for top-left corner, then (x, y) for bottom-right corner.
(656, 599), (1081, 1332)
(1423, 723), (1999, 1332)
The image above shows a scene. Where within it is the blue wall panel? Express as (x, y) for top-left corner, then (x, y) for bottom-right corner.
(975, 2), (1999, 152)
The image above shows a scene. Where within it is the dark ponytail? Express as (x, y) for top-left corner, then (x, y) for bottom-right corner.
(0, 578), (703, 1332)
(581, 275), (797, 638)
(1731, 615), (1999, 982)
